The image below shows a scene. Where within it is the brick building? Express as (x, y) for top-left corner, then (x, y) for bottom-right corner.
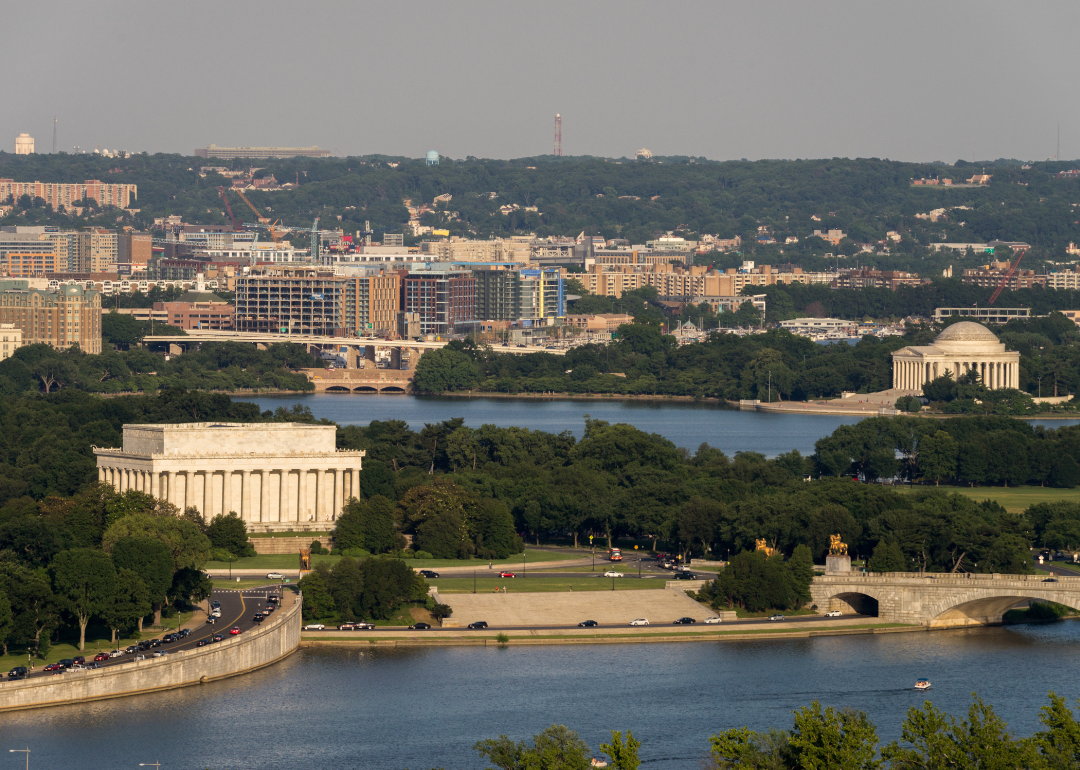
(0, 280), (102, 353)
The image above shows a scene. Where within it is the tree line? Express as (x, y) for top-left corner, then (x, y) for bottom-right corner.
(466, 691), (1080, 770)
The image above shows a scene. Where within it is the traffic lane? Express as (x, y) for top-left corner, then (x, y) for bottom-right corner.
(1035, 564), (1079, 577)
(314, 613), (874, 633)
(434, 569), (708, 579)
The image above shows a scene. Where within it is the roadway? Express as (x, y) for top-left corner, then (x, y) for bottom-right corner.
(8, 586), (286, 682)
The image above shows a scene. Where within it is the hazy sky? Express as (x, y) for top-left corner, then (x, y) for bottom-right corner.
(3, 1), (1078, 163)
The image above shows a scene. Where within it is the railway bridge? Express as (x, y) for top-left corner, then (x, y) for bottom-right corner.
(810, 571), (1080, 627)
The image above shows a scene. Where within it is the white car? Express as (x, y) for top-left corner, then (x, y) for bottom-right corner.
(824, 610), (843, 618)
(703, 616), (723, 624)
(108, 649), (125, 657)
(267, 572), (285, 580)
(303, 623), (326, 631)
(211, 609), (222, 618)
(603, 571), (624, 578)
(629, 618), (649, 626)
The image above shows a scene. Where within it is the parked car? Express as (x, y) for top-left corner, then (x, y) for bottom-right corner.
(303, 623), (326, 631)
(43, 663), (64, 672)
(673, 571), (697, 580)
(578, 620), (599, 627)
(58, 658), (74, 668)
(179, 628), (192, 638)
(126, 645), (139, 654)
(253, 614), (265, 624)
(196, 639), (208, 647)
(93, 652), (110, 662)
(629, 618), (650, 626)
(672, 617), (696, 625)
(134, 654), (146, 661)
(72, 656), (85, 666)
(768, 614), (785, 621)
(267, 572), (285, 580)
(148, 640), (160, 649)
(467, 621), (489, 629)
(212, 634), (224, 643)
(418, 569), (440, 578)
(108, 649), (125, 657)
(499, 571), (516, 578)
(824, 610), (843, 618)
(8, 667), (27, 680)
(162, 633), (176, 643)
(703, 616), (723, 624)
(603, 571), (623, 578)
(230, 627), (242, 635)
(410, 623), (431, 630)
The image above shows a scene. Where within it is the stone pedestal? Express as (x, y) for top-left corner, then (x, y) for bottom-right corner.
(825, 554), (852, 574)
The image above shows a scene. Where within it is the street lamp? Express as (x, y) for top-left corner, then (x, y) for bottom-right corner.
(9, 749), (29, 770)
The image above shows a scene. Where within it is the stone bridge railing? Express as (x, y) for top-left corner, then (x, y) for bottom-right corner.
(810, 571), (1080, 627)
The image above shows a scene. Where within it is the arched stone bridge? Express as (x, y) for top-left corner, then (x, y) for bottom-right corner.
(810, 572), (1080, 627)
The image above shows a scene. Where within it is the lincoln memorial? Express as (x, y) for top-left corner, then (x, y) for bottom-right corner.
(891, 321), (1020, 393)
(93, 423), (365, 531)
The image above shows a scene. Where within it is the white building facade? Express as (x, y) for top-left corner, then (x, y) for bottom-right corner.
(891, 321), (1020, 392)
(94, 423), (364, 531)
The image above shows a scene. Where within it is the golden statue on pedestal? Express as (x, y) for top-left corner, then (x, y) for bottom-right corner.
(755, 538), (777, 557)
(829, 534), (848, 556)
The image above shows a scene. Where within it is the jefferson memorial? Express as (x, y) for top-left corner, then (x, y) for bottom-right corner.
(891, 321), (1020, 392)
(94, 423), (365, 531)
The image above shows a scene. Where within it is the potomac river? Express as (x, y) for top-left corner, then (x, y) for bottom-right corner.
(241, 393), (1079, 456)
(6, 624), (1080, 769)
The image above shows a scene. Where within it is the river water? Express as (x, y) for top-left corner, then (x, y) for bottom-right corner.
(241, 393), (1080, 457)
(7, 623), (1080, 769)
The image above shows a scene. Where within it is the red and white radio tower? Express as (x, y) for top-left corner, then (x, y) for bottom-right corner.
(554, 113), (562, 157)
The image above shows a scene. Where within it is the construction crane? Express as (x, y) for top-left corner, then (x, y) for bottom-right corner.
(217, 186), (241, 231)
(988, 250), (1026, 304)
(233, 189), (270, 224)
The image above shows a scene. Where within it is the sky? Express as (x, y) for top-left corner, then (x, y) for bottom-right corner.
(2, 1), (1078, 163)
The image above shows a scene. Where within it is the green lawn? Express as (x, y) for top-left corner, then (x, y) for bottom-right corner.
(206, 549), (578, 571)
(432, 576), (669, 593)
(897, 485), (1080, 513)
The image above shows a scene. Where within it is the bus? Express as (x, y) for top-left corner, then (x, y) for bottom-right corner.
(608, 548), (622, 561)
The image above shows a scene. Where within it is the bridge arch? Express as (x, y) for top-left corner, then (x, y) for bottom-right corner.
(325, 386), (352, 393)
(826, 592), (880, 616)
(352, 386), (379, 393)
(381, 385), (407, 393)
(926, 590), (1080, 627)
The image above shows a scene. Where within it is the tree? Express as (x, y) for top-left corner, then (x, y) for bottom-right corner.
(110, 536), (176, 630)
(207, 512), (255, 557)
(0, 590), (13, 656)
(168, 567), (212, 610)
(51, 548), (117, 651)
(335, 495), (401, 554)
(600, 731), (641, 770)
(1034, 692), (1080, 768)
(474, 725), (591, 770)
(918, 431), (958, 486)
(105, 568), (151, 643)
(298, 565), (336, 621)
(102, 513), (210, 571)
(868, 541), (906, 573)
(787, 701), (880, 770)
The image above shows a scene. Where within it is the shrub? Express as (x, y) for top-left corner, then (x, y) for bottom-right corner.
(209, 547), (234, 562)
(1027, 601), (1071, 621)
(495, 632), (509, 644)
(431, 602), (453, 619)
(342, 547), (370, 558)
(413, 550), (433, 560)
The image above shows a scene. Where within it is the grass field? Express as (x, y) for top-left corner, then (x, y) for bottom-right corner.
(432, 576), (669, 594)
(205, 549), (578, 571)
(897, 485), (1080, 513)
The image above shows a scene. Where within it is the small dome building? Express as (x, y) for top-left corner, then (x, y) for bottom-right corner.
(891, 321), (1020, 392)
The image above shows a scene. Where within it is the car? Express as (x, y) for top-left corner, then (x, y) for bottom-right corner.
(703, 616), (723, 624)
(58, 658), (74, 668)
(43, 663), (64, 672)
(768, 614), (785, 621)
(629, 618), (650, 626)
(673, 617), (696, 625)
(134, 654), (146, 661)
(418, 569), (440, 578)
(267, 572), (286, 580)
(229, 627), (241, 635)
(162, 633), (176, 643)
(338, 622), (356, 630)
(210, 609), (222, 618)
(354, 622), (375, 630)
(212, 634), (224, 643)
(410, 623), (431, 630)
(824, 610), (843, 618)
(8, 667), (27, 680)
(179, 628), (191, 638)
(303, 623), (326, 631)
(151, 651), (165, 658)
(148, 640), (160, 649)
(673, 571), (697, 580)
(603, 571), (624, 578)
(126, 645), (139, 654)
(108, 649), (125, 657)
(1043, 578), (1060, 583)
(72, 656), (85, 666)
(196, 639), (208, 647)
(137, 641), (152, 651)
(467, 621), (489, 629)
(499, 571), (516, 578)
(660, 561), (673, 569)
(206, 617), (217, 625)
(545, 346), (557, 350)
(86, 662), (102, 670)
(253, 615), (264, 624)
(93, 652), (110, 662)
(578, 620), (599, 627)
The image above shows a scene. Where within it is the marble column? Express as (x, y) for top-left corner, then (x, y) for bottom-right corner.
(298, 469), (308, 521)
(223, 471), (233, 516)
(351, 468), (360, 502)
(166, 471), (176, 506)
(204, 471), (215, 518)
(279, 470), (289, 522)
(260, 470), (270, 523)
(334, 469), (344, 520)
(151, 471), (159, 499)
(315, 470), (325, 520)
(186, 471), (195, 513)
(98, 466), (106, 483)
(241, 470), (252, 521)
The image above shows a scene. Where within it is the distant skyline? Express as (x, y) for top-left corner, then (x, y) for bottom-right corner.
(2, 1), (1078, 164)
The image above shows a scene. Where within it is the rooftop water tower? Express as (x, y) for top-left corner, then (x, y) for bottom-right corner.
(425, 150), (439, 166)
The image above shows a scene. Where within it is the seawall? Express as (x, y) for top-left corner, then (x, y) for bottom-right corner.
(0, 593), (302, 713)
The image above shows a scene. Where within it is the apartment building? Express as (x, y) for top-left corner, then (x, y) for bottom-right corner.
(564, 313), (633, 332)
(0, 236), (57, 275)
(342, 270), (400, 336)
(0, 323), (23, 360)
(961, 262), (1045, 290)
(402, 269), (476, 336)
(0, 280), (102, 353)
(0, 179), (136, 209)
(830, 268), (929, 290)
(234, 267), (347, 335)
(475, 268), (563, 321)
(1044, 269), (1080, 290)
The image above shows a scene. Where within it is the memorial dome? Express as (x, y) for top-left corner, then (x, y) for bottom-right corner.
(934, 321), (1000, 343)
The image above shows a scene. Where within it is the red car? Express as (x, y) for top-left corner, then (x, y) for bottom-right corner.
(93, 653), (110, 662)
(229, 627), (241, 635)
(43, 663), (63, 672)
(499, 571), (516, 578)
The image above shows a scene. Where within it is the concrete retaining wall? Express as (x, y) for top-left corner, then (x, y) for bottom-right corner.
(251, 536), (332, 554)
(0, 593), (302, 713)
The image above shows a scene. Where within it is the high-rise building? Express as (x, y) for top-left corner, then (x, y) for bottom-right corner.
(0, 280), (102, 353)
(0, 179), (136, 210)
(0, 236), (57, 275)
(402, 269), (476, 336)
(194, 145), (331, 160)
(475, 268), (564, 321)
(0, 323), (23, 360)
(342, 270), (401, 336)
(14, 134), (33, 155)
(234, 266), (347, 335)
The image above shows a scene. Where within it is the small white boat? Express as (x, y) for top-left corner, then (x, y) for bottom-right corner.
(915, 678), (931, 691)
(590, 760), (608, 768)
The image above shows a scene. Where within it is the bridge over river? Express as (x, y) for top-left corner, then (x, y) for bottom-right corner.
(811, 571), (1080, 627)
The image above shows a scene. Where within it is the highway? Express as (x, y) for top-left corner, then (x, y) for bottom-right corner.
(9, 586), (287, 682)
